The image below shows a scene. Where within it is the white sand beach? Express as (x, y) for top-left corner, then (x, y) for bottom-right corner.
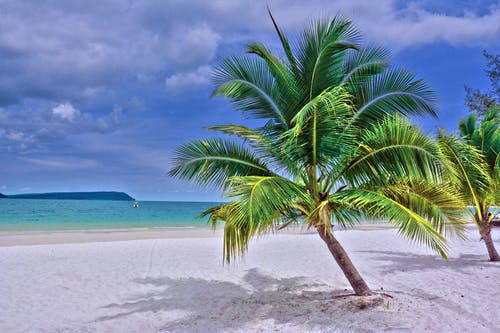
(1, 225), (499, 333)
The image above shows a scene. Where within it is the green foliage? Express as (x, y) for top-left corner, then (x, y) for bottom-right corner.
(343, 116), (445, 187)
(168, 138), (274, 188)
(170, 14), (466, 262)
(464, 51), (499, 117)
(444, 106), (500, 222)
(351, 68), (437, 125)
(332, 181), (464, 258)
(459, 106), (500, 178)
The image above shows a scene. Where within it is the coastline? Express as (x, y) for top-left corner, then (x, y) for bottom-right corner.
(0, 222), (395, 247)
(0, 227), (224, 247)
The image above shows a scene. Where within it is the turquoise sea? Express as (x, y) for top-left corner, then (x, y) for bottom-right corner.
(0, 199), (219, 232)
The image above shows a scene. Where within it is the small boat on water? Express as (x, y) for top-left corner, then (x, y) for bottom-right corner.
(133, 201), (139, 208)
(492, 214), (500, 227)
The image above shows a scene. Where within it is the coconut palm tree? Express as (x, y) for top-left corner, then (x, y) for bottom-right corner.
(169, 13), (465, 296)
(439, 106), (499, 261)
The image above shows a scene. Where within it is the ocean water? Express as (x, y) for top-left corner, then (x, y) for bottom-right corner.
(0, 199), (220, 232)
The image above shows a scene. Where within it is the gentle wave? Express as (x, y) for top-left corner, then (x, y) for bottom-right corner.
(0, 199), (220, 232)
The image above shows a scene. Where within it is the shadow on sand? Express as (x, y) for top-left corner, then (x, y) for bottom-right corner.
(96, 268), (391, 332)
(358, 250), (493, 275)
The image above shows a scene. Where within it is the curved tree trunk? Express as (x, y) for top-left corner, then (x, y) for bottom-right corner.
(316, 224), (373, 296)
(478, 218), (500, 261)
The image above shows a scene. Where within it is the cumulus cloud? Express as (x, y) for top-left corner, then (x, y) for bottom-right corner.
(0, 1), (223, 107)
(332, 0), (500, 49)
(1, 0), (499, 171)
(165, 66), (212, 92)
(245, 0), (500, 50)
(0, 102), (123, 152)
(0, 0), (498, 107)
(4, 130), (34, 143)
(52, 103), (80, 121)
(165, 24), (221, 69)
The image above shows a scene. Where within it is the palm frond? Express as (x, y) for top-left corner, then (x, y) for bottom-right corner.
(212, 55), (285, 124)
(458, 113), (477, 139)
(221, 175), (312, 262)
(168, 138), (274, 188)
(351, 68), (438, 125)
(206, 125), (273, 148)
(478, 108), (499, 172)
(343, 116), (444, 187)
(247, 42), (301, 126)
(296, 16), (361, 100)
(437, 133), (491, 210)
(381, 181), (466, 239)
(199, 203), (230, 229)
(283, 86), (357, 168)
(337, 186), (456, 258)
(268, 9), (300, 79)
(341, 46), (389, 85)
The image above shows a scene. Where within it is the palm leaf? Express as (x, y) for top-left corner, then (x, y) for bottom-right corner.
(212, 56), (285, 124)
(337, 186), (453, 258)
(268, 9), (300, 79)
(350, 68), (438, 125)
(199, 203), (231, 229)
(342, 116), (445, 187)
(437, 133), (491, 211)
(283, 86), (356, 168)
(206, 125), (273, 148)
(168, 138), (274, 188)
(247, 42), (301, 126)
(341, 46), (389, 85)
(221, 175), (312, 262)
(297, 16), (361, 100)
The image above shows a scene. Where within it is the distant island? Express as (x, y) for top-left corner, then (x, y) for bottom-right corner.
(1, 191), (135, 201)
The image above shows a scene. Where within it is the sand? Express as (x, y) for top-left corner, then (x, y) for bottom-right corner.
(0, 227), (225, 247)
(0, 225), (499, 333)
(0, 223), (392, 247)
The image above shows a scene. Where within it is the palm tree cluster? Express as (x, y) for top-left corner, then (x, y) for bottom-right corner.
(169, 13), (497, 295)
(439, 107), (500, 261)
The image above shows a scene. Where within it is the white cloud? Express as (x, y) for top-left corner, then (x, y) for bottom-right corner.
(265, 0), (500, 50)
(3, 130), (34, 143)
(165, 24), (221, 69)
(342, 1), (500, 49)
(165, 66), (212, 92)
(52, 103), (80, 121)
(20, 156), (99, 170)
(0, 101), (124, 152)
(0, 0), (498, 108)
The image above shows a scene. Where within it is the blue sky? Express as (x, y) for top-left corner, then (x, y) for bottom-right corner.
(0, 0), (499, 201)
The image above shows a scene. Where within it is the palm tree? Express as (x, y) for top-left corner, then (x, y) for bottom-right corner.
(169, 13), (465, 296)
(439, 106), (500, 261)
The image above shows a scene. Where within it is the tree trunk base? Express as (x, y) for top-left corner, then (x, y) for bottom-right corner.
(316, 225), (373, 296)
(479, 223), (500, 261)
(334, 292), (390, 309)
(354, 295), (385, 310)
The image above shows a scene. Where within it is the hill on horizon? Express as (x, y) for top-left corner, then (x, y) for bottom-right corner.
(3, 191), (135, 201)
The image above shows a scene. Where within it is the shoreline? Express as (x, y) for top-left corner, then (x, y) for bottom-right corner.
(0, 227), (224, 247)
(0, 223), (395, 247)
